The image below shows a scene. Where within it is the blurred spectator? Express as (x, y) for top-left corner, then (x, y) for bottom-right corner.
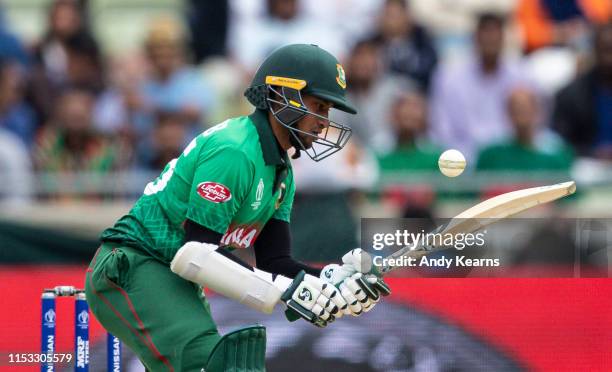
(477, 87), (573, 171)
(186, 0), (229, 62)
(0, 6), (30, 67)
(64, 33), (104, 92)
(376, 92), (438, 217)
(553, 23), (612, 159)
(332, 39), (413, 154)
(302, 0), (383, 45)
(516, 0), (612, 53)
(93, 55), (145, 135)
(135, 110), (188, 171)
(409, 0), (517, 58)
(34, 88), (117, 173)
(140, 17), (214, 130)
(30, 0), (101, 121)
(370, 0), (438, 91)
(228, 0), (345, 72)
(378, 91), (441, 172)
(0, 128), (33, 206)
(0, 60), (37, 147)
(429, 12), (530, 162)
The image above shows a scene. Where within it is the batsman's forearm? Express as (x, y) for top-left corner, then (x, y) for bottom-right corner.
(254, 218), (320, 278)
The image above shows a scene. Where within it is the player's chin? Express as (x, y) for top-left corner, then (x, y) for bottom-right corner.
(299, 135), (315, 149)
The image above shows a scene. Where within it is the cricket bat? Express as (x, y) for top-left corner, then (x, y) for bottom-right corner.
(378, 181), (577, 275)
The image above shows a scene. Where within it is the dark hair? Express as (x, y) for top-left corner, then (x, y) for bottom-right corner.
(65, 33), (100, 59)
(64, 33), (105, 92)
(153, 110), (188, 127)
(350, 37), (380, 55)
(475, 12), (506, 31)
(385, 0), (408, 9)
(56, 85), (96, 99)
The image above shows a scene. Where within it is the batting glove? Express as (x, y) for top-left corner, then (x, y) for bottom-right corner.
(320, 249), (391, 316)
(281, 270), (349, 327)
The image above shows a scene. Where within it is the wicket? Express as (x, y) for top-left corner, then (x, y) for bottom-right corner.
(41, 286), (122, 371)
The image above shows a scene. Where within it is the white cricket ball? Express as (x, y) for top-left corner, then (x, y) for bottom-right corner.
(438, 149), (466, 177)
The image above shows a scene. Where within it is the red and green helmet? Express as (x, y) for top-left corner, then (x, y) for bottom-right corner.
(244, 44), (357, 161)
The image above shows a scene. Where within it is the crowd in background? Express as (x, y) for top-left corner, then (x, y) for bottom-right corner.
(0, 0), (611, 204)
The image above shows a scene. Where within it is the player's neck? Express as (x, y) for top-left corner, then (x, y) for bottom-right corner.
(268, 112), (292, 151)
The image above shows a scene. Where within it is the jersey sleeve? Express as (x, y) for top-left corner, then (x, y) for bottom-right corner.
(272, 169), (295, 223)
(187, 147), (255, 234)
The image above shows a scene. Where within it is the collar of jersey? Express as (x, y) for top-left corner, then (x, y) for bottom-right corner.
(249, 109), (289, 166)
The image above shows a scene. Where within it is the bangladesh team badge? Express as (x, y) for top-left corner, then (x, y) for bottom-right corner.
(275, 183), (286, 210)
(336, 64), (346, 89)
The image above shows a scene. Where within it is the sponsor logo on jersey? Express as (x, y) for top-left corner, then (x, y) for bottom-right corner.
(221, 225), (259, 248)
(251, 178), (264, 210)
(197, 182), (232, 203)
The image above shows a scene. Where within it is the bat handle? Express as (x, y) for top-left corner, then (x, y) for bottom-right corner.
(362, 274), (392, 297)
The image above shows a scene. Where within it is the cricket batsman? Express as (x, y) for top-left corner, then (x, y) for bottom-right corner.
(85, 44), (390, 372)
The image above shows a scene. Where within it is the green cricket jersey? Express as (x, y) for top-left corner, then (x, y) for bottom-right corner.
(101, 109), (295, 263)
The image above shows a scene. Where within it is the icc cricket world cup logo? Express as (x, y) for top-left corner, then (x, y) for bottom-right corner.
(78, 310), (89, 327)
(44, 309), (56, 325)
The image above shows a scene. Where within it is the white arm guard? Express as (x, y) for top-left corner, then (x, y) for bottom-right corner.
(170, 241), (293, 314)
